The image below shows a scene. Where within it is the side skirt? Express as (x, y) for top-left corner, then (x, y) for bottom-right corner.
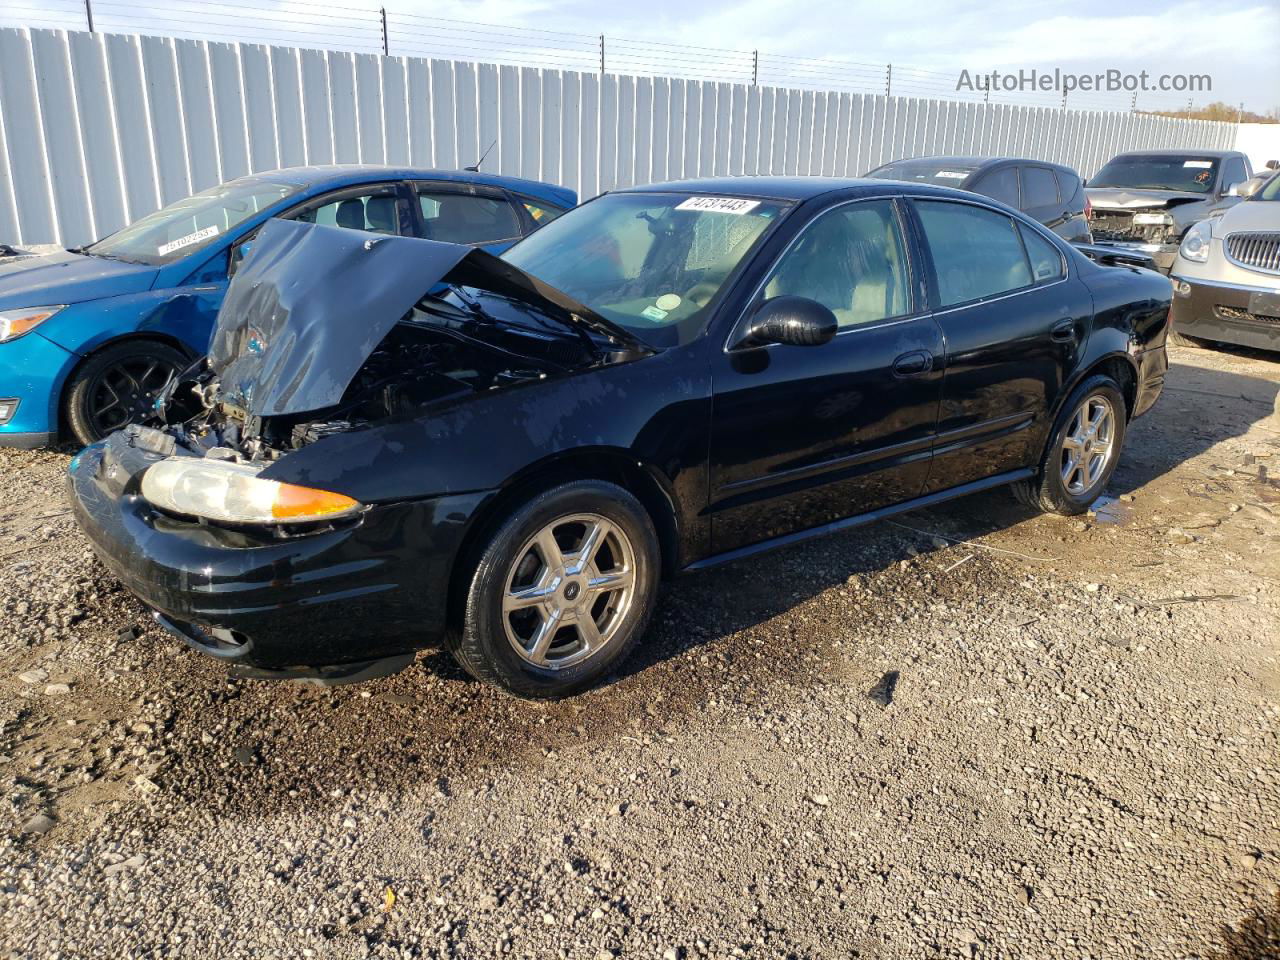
(684, 468), (1034, 572)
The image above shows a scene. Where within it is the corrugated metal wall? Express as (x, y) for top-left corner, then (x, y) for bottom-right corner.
(0, 26), (1240, 247)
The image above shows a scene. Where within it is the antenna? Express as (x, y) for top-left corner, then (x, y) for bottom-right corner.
(465, 139), (498, 173)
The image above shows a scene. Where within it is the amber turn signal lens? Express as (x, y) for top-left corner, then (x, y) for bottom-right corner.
(270, 483), (360, 520)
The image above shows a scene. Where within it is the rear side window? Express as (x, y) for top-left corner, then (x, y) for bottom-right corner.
(417, 190), (522, 244)
(519, 198), (567, 227)
(915, 200), (1032, 307)
(1019, 224), (1065, 283)
(972, 167), (1019, 207)
(1055, 169), (1081, 206)
(1021, 167), (1060, 208)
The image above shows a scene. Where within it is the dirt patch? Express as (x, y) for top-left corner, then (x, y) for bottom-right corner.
(1, 344), (1277, 958)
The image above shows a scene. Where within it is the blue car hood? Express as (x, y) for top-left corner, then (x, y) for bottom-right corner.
(0, 245), (157, 310)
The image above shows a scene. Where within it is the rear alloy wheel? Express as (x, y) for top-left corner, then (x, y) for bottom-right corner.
(1013, 375), (1127, 516)
(65, 341), (186, 445)
(450, 480), (659, 699)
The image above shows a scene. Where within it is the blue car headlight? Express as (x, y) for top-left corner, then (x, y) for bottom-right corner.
(0, 305), (65, 343)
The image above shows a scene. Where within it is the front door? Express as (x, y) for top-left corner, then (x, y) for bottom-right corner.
(907, 198), (1092, 491)
(708, 197), (945, 554)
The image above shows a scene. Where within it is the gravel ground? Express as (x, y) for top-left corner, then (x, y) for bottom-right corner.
(2, 344), (1278, 960)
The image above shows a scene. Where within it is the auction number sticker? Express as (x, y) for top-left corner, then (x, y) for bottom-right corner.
(675, 196), (761, 214)
(1183, 160), (1213, 168)
(158, 225), (220, 256)
(934, 170), (967, 179)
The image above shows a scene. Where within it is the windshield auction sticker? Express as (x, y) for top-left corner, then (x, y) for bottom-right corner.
(675, 196), (761, 214)
(158, 225), (220, 256)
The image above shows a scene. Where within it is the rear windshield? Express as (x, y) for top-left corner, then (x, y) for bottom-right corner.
(1089, 156), (1220, 194)
(865, 160), (979, 186)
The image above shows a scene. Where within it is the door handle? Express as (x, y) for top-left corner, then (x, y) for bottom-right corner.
(892, 350), (933, 377)
(1050, 319), (1077, 343)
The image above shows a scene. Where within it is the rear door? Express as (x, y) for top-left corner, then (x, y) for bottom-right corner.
(1052, 169), (1091, 242)
(410, 181), (527, 253)
(907, 197), (1092, 491)
(708, 197), (944, 553)
(1019, 165), (1066, 232)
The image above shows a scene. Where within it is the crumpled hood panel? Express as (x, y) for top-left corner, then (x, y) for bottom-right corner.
(1086, 188), (1208, 210)
(209, 218), (643, 418)
(209, 219), (471, 417)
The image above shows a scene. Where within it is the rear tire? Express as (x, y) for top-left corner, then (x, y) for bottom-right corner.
(64, 340), (186, 445)
(1013, 375), (1127, 516)
(448, 480), (660, 699)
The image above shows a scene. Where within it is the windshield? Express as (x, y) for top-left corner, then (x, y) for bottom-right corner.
(866, 160), (978, 186)
(500, 192), (789, 348)
(1089, 156), (1220, 193)
(87, 178), (304, 265)
(1255, 172), (1280, 201)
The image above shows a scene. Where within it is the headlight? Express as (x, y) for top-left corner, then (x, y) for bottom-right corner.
(141, 457), (361, 525)
(1178, 221), (1212, 263)
(0, 305), (64, 343)
(1132, 212), (1173, 226)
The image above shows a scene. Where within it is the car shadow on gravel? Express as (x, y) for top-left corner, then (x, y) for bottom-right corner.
(101, 354), (1280, 817)
(1206, 893), (1280, 960)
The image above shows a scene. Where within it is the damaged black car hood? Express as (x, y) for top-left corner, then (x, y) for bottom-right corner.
(208, 218), (644, 417)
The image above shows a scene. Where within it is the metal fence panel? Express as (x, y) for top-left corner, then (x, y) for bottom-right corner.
(0, 25), (1244, 246)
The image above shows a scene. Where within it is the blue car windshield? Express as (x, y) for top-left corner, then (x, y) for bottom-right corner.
(500, 192), (788, 348)
(86, 179), (304, 265)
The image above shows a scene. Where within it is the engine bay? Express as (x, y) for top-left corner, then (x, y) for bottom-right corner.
(157, 314), (599, 461)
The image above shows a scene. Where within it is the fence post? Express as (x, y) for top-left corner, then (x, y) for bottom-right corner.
(84, 0), (94, 32)
(380, 7), (389, 56)
(885, 63), (892, 97)
(752, 50), (758, 86)
(599, 35), (605, 74)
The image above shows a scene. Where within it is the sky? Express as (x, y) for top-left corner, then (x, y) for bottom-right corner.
(9, 0), (1279, 113)
(395, 0), (1280, 113)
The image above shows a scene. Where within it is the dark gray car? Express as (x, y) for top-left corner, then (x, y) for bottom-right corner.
(1086, 150), (1253, 273)
(864, 156), (1091, 242)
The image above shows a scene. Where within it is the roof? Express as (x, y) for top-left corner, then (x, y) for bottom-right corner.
(620, 175), (1014, 203)
(234, 164), (576, 206)
(869, 155), (1078, 174)
(621, 176), (894, 201)
(1108, 150), (1242, 160)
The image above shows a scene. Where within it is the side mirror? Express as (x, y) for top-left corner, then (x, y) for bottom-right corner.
(1225, 182), (1241, 197)
(738, 296), (838, 349)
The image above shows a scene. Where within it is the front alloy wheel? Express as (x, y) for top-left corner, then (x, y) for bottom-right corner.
(450, 480), (660, 699)
(502, 514), (637, 670)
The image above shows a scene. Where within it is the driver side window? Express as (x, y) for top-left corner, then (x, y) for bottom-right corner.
(762, 200), (910, 328)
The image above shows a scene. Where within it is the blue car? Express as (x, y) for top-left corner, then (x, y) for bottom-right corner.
(0, 166), (575, 448)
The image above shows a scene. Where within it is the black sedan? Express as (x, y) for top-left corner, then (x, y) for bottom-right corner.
(68, 178), (1173, 698)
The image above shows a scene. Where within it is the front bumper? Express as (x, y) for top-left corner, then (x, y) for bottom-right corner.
(1170, 275), (1280, 352)
(1088, 239), (1179, 274)
(0, 332), (77, 446)
(67, 434), (494, 674)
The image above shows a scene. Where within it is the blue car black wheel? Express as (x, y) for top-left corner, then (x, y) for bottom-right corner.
(64, 341), (187, 445)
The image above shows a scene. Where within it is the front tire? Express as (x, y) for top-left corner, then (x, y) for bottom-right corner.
(64, 340), (187, 445)
(1013, 375), (1127, 516)
(449, 480), (660, 699)
(1169, 328), (1210, 349)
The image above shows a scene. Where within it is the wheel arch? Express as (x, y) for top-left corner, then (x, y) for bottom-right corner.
(1053, 350), (1139, 426)
(444, 447), (682, 630)
(56, 332), (198, 440)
